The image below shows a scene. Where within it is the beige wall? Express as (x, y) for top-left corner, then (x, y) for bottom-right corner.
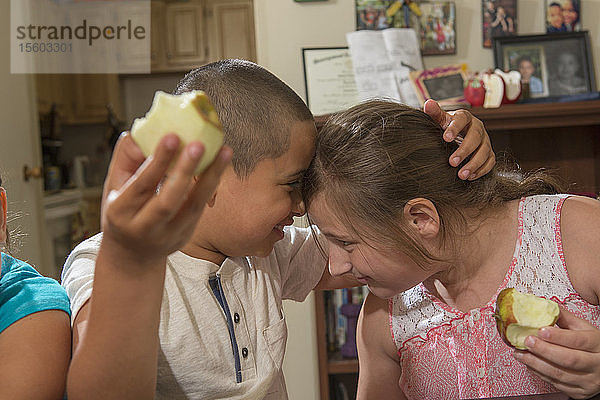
(255, 0), (600, 105)
(255, 1), (600, 399)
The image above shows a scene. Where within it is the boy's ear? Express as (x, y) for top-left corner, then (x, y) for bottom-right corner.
(402, 198), (440, 239)
(0, 188), (7, 244)
(193, 176), (218, 207)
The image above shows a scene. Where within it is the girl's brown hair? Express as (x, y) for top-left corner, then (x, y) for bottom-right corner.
(303, 100), (566, 267)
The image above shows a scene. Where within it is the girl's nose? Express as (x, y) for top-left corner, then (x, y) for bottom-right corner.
(328, 246), (352, 277)
(328, 260), (352, 277)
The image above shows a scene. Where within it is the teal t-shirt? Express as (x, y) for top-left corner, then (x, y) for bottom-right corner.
(0, 252), (71, 333)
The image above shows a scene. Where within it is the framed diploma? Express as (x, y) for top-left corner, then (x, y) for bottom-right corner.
(302, 47), (360, 116)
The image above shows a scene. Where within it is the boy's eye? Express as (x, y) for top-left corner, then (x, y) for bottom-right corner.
(287, 180), (303, 190)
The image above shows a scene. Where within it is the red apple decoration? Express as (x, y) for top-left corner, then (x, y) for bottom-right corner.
(495, 69), (522, 104)
(463, 76), (486, 107)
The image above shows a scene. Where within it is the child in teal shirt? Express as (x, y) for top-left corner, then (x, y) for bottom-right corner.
(0, 175), (71, 399)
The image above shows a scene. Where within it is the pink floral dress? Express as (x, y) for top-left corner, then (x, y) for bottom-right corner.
(389, 195), (600, 399)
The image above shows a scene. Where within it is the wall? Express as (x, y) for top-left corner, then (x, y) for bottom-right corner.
(254, 1), (600, 399)
(254, 0), (600, 105)
(1, 0), (47, 270)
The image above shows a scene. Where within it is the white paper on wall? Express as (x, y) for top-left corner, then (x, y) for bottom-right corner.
(346, 28), (423, 108)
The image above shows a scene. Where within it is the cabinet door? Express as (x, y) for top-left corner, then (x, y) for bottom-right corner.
(165, 1), (208, 68)
(207, 0), (256, 62)
(35, 75), (70, 119)
(151, 0), (166, 70)
(69, 74), (122, 124)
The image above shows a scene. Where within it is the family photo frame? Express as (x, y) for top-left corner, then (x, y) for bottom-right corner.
(493, 31), (595, 99)
(544, 0), (581, 33)
(482, 0), (517, 48)
(355, 0), (456, 56)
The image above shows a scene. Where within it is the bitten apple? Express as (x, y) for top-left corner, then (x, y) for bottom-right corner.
(495, 288), (559, 350)
(131, 90), (224, 175)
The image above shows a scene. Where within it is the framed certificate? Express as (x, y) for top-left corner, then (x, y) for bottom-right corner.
(302, 47), (359, 116)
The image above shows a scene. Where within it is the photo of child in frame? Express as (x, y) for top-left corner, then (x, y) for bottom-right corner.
(546, 45), (588, 96)
(482, 0), (517, 48)
(356, 0), (395, 31)
(506, 46), (548, 98)
(545, 0), (581, 33)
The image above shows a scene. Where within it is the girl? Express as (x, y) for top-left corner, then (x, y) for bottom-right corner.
(0, 175), (71, 399)
(303, 100), (600, 399)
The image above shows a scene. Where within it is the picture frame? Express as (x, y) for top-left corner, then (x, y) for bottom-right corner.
(409, 64), (467, 104)
(355, 1), (456, 56)
(544, 0), (581, 33)
(493, 32), (595, 98)
(301, 47), (359, 116)
(482, 0), (517, 48)
(416, 1), (456, 56)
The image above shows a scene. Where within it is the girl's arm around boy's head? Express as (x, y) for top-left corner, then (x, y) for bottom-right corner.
(513, 196), (600, 399)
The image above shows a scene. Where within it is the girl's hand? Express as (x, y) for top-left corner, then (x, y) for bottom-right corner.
(423, 99), (496, 181)
(513, 306), (600, 399)
(101, 133), (232, 266)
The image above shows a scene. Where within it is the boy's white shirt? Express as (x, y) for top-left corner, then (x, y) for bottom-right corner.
(61, 226), (326, 400)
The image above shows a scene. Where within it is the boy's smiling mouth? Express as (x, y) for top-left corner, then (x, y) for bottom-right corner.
(273, 219), (294, 237)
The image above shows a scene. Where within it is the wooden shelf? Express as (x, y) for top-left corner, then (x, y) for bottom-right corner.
(315, 100), (600, 131)
(327, 352), (359, 374)
(469, 100), (600, 130)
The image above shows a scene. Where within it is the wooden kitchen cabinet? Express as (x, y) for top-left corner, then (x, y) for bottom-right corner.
(151, 0), (255, 72)
(206, 0), (256, 62)
(70, 74), (121, 124)
(36, 74), (70, 117)
(164, 1), (209, 70)
(36, 74), (121, 124)
(36, 0), (255, 122)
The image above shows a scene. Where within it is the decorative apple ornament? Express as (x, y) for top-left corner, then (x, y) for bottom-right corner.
(131, 90), (224, 175)
(495, 288), (559, 350)
(495, 69), (522, 104)
(463, 76), (486, 107)
(481, 71), (504, 108)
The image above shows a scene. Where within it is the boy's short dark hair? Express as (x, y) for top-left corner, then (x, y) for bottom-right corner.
(174, 59), (314, 177)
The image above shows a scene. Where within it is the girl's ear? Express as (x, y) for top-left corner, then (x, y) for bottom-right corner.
(402, 198), (440, 239)
(0, 188), (7, 244)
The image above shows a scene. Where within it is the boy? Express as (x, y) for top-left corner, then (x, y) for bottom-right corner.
(62, 59), (495, 399)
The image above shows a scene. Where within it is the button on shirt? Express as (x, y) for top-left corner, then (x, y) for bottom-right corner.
(61, 227), (327, 400)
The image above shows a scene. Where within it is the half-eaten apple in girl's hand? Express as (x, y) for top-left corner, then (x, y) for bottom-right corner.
(131, 90), (224, 175)
(495, 288), (559, 350)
